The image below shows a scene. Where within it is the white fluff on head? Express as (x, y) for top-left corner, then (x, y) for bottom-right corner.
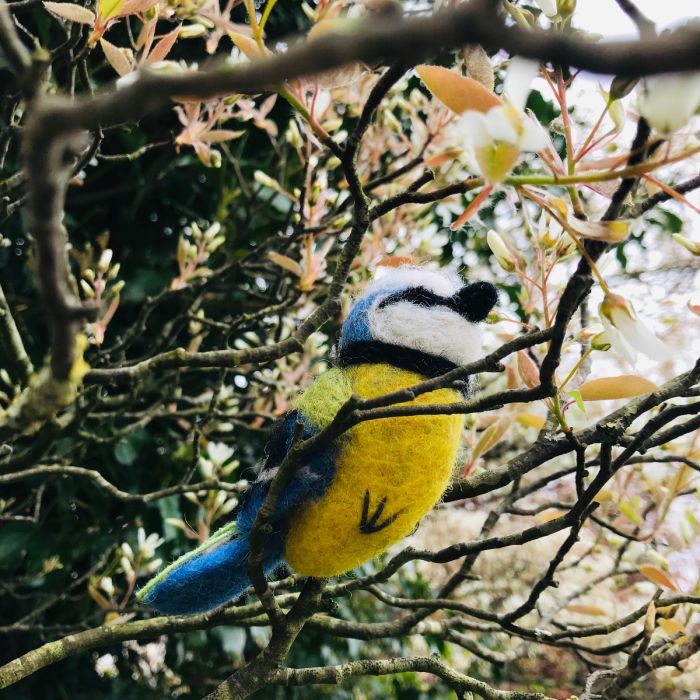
(364, 266), (485, 367)
(364, 265), (462, 298)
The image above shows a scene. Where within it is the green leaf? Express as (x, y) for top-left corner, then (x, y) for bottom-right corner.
(609, 75), (639, 102)
(114, 438), (137, 465)
(569, 389), (586, 414)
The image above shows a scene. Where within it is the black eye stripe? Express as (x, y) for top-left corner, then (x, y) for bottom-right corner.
(377, 282), (498, 323)
(377, 286), (457, 312)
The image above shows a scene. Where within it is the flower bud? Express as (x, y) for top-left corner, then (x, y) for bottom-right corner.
(0, 369), (11, 387)
(557, 0), (576, 18)
(97, 249), (113, 273)
(486, 230), (517, 272)
(254, 170), (280, 190)
(285, 119), (303, 149)
(209, 149), (222, 168)
(110, 280), (125, 296)
(672, 234), (700, 256)
(120, 556), (134, 577)
(99, 577), (115, 597)
(179, 23), (207, 38)
(80, 279), (95, 298)
(591, 330), (612, 352)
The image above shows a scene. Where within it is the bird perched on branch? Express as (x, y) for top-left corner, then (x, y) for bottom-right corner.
(139, 266), (497, 614)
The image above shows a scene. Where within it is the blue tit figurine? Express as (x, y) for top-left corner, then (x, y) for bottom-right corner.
(138, 266), (497, 614)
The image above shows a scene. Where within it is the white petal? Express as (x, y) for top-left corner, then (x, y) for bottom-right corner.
(638, 72), (700, 135)
(484, 106), (519, 144)
(535, 0), (558, 17)
(518, 115), (548, 152)
(503, 58), (539, 111)
(600, 314), (637, 366)
(610, 309), (670, 362)
(456, 111), (492, 147)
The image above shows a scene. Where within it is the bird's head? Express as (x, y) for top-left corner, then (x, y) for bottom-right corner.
(338, 266), (497, 374)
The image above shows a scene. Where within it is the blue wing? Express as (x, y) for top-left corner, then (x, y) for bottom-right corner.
(139, 410), (337, 614)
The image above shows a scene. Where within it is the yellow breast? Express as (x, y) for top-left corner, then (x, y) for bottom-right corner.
(285, 364), (464, 577)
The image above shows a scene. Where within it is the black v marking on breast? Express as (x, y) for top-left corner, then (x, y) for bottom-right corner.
(359, 490), (401, 534)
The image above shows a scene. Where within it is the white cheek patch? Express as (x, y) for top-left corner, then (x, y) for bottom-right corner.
(369, 301), (484, 367)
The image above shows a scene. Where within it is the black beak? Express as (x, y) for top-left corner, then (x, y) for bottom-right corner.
(452, 282), (498, 322)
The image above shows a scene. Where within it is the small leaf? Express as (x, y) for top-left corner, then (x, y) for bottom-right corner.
(416, 64), (501, 115)
(593, 489), (617, 503)
(569, 389), (586, 414)
(228, 31), (265, 59)
(43, 1), (95, 24)
(99, 0), (125, 21)
(609, 75), (639, 102)
(424, 148), (463, 169)
(307, 17), (352, 40)
(644, 601), (656, 636)
(471, 418), (510, 463)
(637, 564), (680, 592)
(198, 130), (246, 143)
(566, 604), (608, 616)
(619, 499), (644, 526)
(658, 618), (685, 636)
(535, 509), (567, 523)
(463, 44), (494, 91)
(100, 38), (133, 77)
(267, 252), (302, 277)
(87, 581), (112, 610)
(516, 413), (545, 430)
(517, 351), (540, 389)
(147, 25), (181, 63)
(578, 375), (657, 401)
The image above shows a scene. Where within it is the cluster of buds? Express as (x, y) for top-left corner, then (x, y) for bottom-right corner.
(120, 529), (164, 586)
(74, 235), (124, 345)
(171, 221), (225, 290)
(165, 442), (240, 541)
(89, 528), (163, 615)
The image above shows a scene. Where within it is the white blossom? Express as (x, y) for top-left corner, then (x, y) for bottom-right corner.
(599, 292), (669, 364)
(137, 528), (164, 560)
(94, 653), (119, 679)
(206, 441), (234, 465)
(637, 72), (700, 134)
(454, 58), (547, 183)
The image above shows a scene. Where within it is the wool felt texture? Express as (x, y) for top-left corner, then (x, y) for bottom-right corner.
(140, 266), (497, 615)
(339, 340), (470, 395)
(285, 364), (465, 576)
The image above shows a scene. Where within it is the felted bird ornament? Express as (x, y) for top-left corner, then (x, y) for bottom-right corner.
(138, 266), (497, 614)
